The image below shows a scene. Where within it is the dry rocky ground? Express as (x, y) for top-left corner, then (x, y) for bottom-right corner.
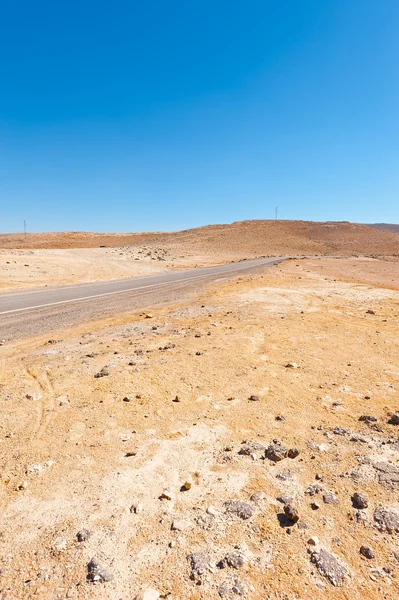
(0, 257), (399, 599)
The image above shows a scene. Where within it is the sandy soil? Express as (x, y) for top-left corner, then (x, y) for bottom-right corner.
(1, 220), (398, 293)
(0, 258), (398, 599)
(0, 247), (222, 293)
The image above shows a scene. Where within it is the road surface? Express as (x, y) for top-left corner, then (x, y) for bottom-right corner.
(0, 257), (285, 340)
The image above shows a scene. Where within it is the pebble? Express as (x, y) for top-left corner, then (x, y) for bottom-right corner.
(352, 492), (368, 509)
(159, 489), (173, 500)
(248, 395), (260, 401)
(285, 362), (298, 369)
(310, 548), (348, 586)
(323, 493), (339, 505)
(130, 503), (143, 514)
(284, 503), (300, 524)
(181, 481), (191, 491)
(187, 552), (210, 580)
(266, 444), (287, 462)
(307, 536), (319, 546)
(207, 506), (218, 516)
(87, 558), (114, 583)
(76, 529), (91, 542)
(52, 536), (67, 553)
(94, 366), (109, 378)
(225, 500), (255, 520)
(171, 519), (192, 532)
(288, 448), (300, 459)
(388, 413), (399, 425)
(360, 546), (375, 559)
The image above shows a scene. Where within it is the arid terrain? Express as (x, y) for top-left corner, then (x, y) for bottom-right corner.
(1, 220), (398, 292)
(1, 253), (399, 599)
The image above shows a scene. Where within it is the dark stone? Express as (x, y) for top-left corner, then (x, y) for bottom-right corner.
(323, 493), (339, 505)
(352, 492), (368, 509)
(87, 558), (113, 583)
(388, 413), (399, 425)
(284, 503), (299, 524)
(360, 546), (375, 559)
(77, 529), (91, 542)
(288, 448), (300, 459)
(266, 444), (287, 462)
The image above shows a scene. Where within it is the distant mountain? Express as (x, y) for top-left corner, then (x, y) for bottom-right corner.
(369, 223), (399, 235)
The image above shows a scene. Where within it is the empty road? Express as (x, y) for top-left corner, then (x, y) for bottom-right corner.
(0, 257), (285, 340)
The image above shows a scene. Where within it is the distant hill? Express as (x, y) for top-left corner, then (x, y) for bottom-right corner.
(0, 220), (398, 256)
(369, 223), (399, 236)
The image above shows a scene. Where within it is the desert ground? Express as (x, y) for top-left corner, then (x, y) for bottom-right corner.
(0, 248), (399, 599)
(1, 220), (398, 293)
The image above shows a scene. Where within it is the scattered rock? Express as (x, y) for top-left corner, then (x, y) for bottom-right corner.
(187, 552), (210, 580)
(172, 519), (192, 532)
(288, 448), (300, 459)
(373, 461), (399, 485)
(239, 442), (266, 456)
(219, 579), (247, 597)
(305, 483), (323, 496)
(276, 494), (293, 505)
(87, 558), (114, 584)
(266, 444), (287, 462)
(76, 529), (91, 542)
(159, 489), (173, 500)
(145, 313), (153, 319)
(248, 395), (260, 401)
(284, 503), (300, 524)
(310, 548), (348, 586)
(359, 415), (377, 423)
(374, 506), (399, 533)
(285, 362), (298, 369)
(366, 309), (376, 315)
(219, 551), (246, 569)
(333, 426), (350, 436)
(225, 500), (255, 520)
(388, 413), (399, 425)
(180, 481), (192, 491)
(323, 493), (339, 505)
(130, 503), (143, 514)
(52, 536), (67, 553)
(360, 546), (375, 559)
(307, 536), (319, 546)
(352, 492), (368, 509)
(94, 367), (109, 378)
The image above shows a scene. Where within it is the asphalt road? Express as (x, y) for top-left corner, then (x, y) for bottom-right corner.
(0, 257), (285, 340)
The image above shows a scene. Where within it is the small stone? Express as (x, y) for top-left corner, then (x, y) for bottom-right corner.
(195, 351), (203, 356)
(123, 396), (131, 402)
(87, 558), (114, 583)
(285, 362), (298, 369)
(224, 551), (246, 569)
(181, 481), (191, 491)
(275, 414), (285, 421)
(333, 426), (349, 436)
(225, 500), (255, 520)
(145, 313), (153, 319)
(366, 309), (376, 315)
(360, 546), (375, 559)
(248, 395), (260, 401)
(359, 415), (377, 423)
(207, 506), (218, 516)
(76, 529), (91, 542)
(374, 506), (399, 533)
(311, 502), (320, 510)
(187, 552), (210, 580)
(307, 536), (319, 546)
(306, 483), (323, 495)
(388, 413), (399, 425)
(52, 536), (67, 552)
(94, 366), (109, 378)
(159, 489), (173, 500)
(172, 395), (180, 402)
(266, 444), (287, 462)
(288, 448), (300, 459)
(323, 493), (339, 505)
(284, 503), (300, 524)
(172, 519), (192, 532)
(310, 548), (348, 586)
(276, 494), (292, 505)
(352, 492), (368, 509)
(239, 442), (266, 455)
(134, 590), (160, 600)
(130, 503), (143, 514)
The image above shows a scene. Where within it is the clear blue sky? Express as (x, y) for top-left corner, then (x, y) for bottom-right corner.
(1, 1), (398, 233)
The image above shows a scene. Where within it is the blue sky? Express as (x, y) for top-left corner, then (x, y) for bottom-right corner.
(1, 0), (398, 233)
